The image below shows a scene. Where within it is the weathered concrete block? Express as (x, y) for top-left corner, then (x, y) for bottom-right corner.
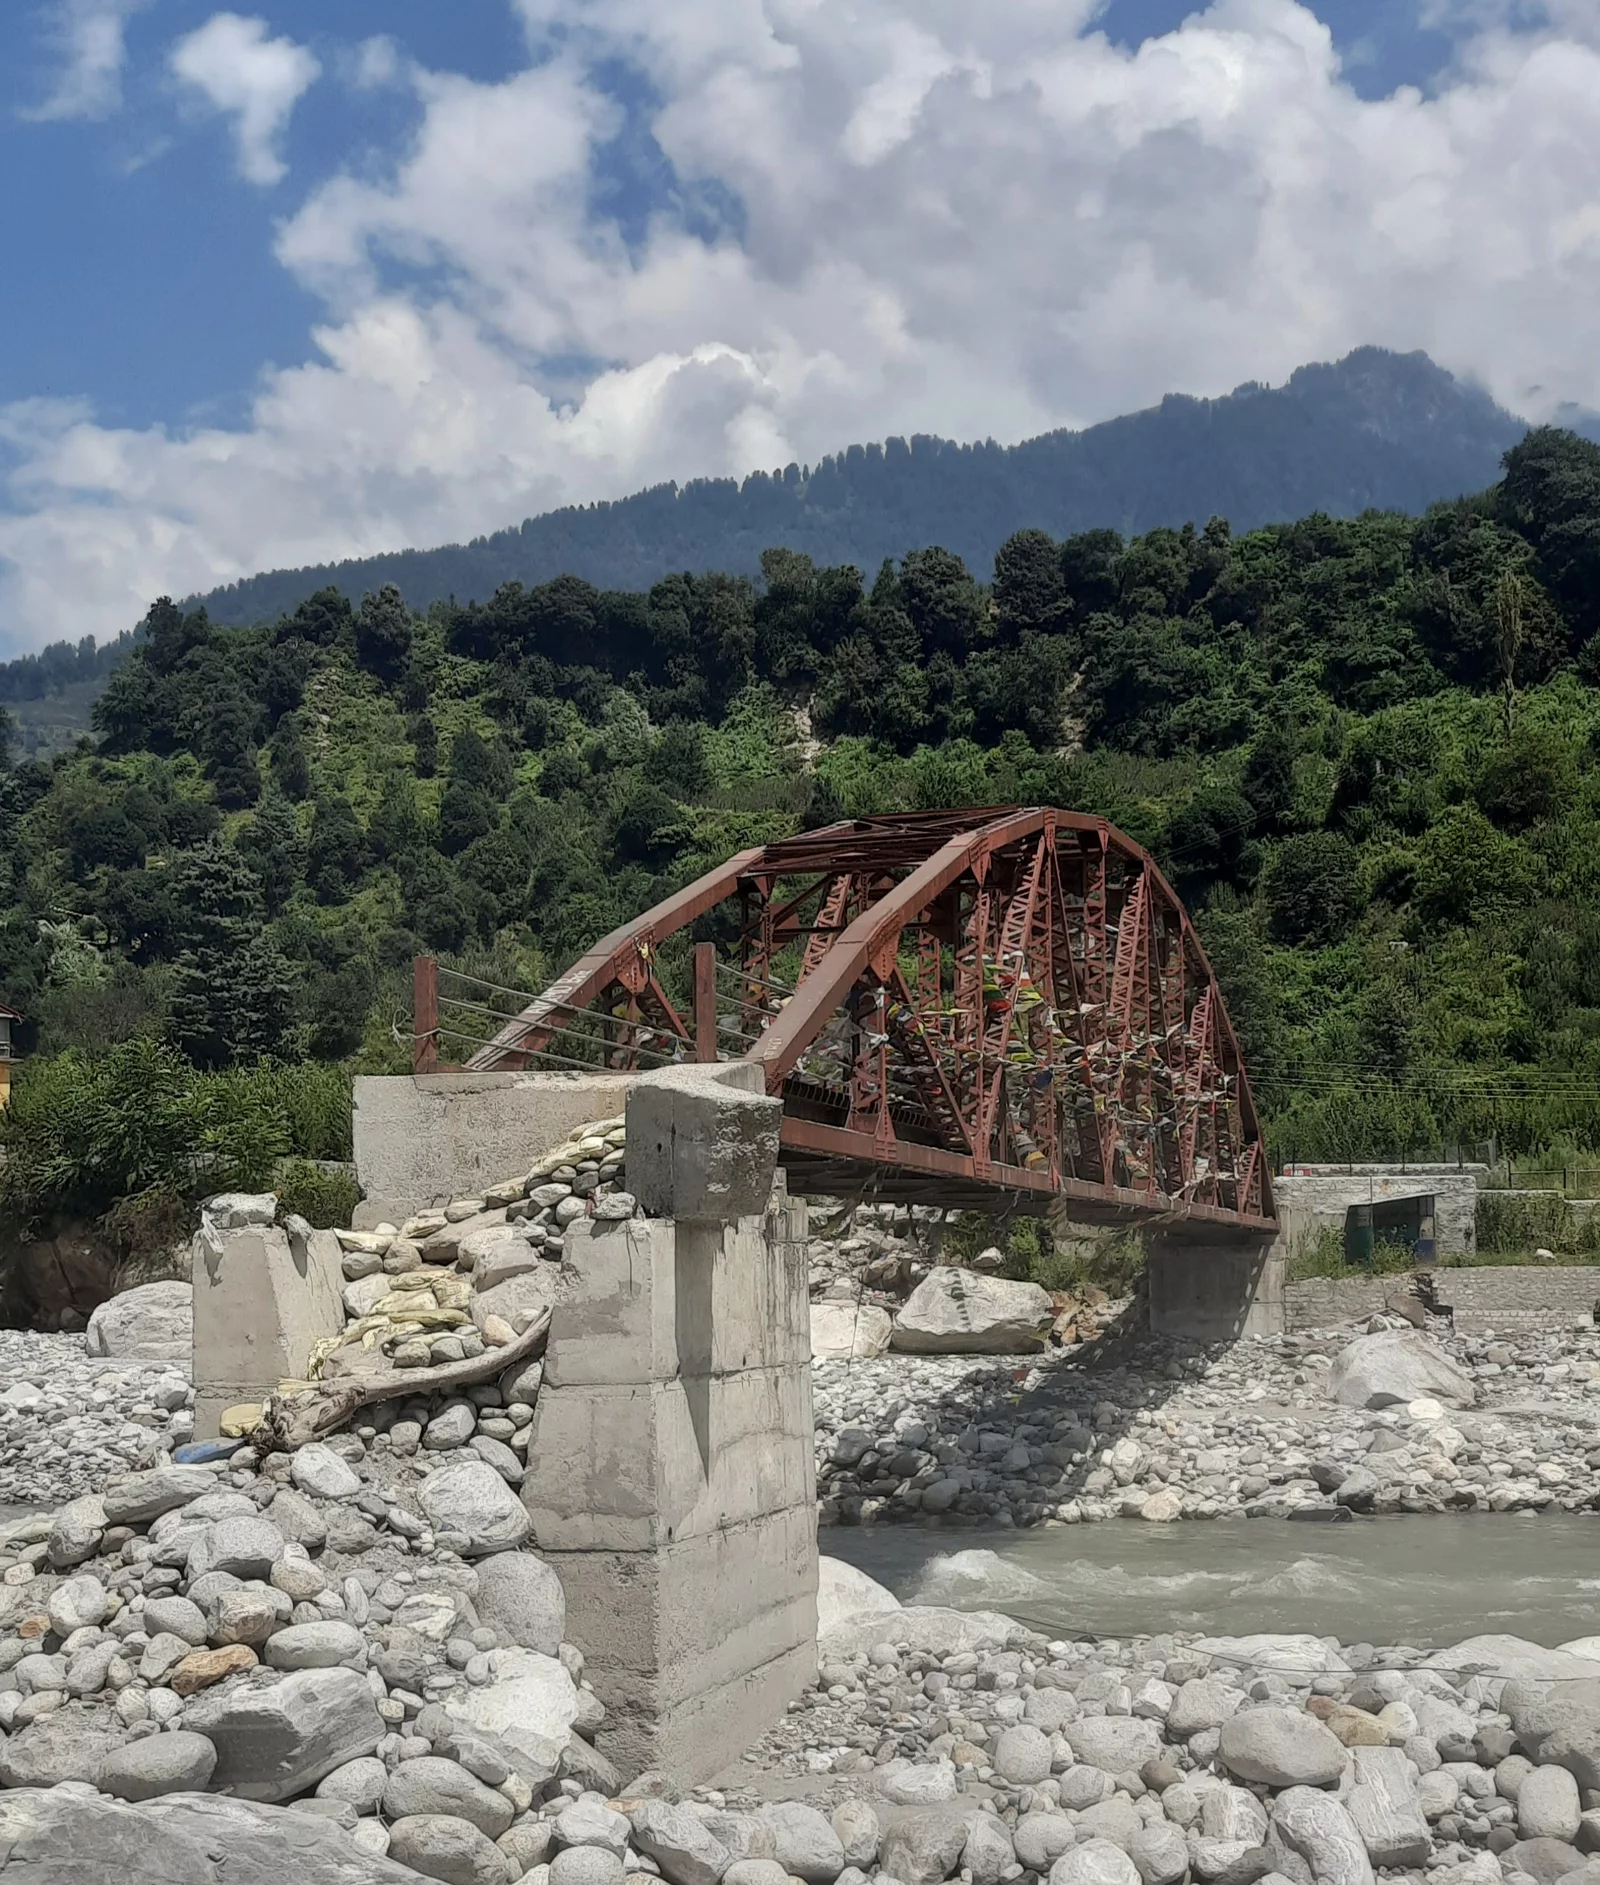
(523, 1171), (815, 1785)
(352, 1071), (633, 1223)
(626, 1063), (782, 1222)
(1145, 1234), (1280, 1341)
(191, 1220), (344, 1439)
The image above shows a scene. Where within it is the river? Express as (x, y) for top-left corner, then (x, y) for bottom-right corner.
(824, 1513), (1600, 1649)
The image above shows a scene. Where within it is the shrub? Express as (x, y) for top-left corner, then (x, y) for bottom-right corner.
(276, 1159), (361, 1229)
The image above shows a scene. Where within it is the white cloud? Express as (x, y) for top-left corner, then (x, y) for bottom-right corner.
(21, 0), (149, 122)
(169, 11), (319, 186)
(5, 0), (1600, 651)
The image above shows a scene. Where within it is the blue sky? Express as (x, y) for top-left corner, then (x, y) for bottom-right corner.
(0, 1), (1467, 430)
(1, 0), (1597, 652)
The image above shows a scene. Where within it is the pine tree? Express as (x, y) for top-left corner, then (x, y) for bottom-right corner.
(166, 842), (293, 1069)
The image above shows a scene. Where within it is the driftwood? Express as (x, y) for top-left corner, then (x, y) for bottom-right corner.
(251, 1308), (552, 1453)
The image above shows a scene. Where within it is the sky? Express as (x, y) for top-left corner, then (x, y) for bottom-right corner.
(1, 0), (1599, 655)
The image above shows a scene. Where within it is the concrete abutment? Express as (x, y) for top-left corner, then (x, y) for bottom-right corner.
(522, 1062), (819, 1784)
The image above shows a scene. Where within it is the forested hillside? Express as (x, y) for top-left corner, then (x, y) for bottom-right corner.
(195, 349), (1526, 629)
(4, 424), (1600, 1236)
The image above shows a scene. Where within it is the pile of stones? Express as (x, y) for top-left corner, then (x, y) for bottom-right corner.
(714, 1563), (1600, 1885)
(309, 1115), (633, 1386)
(813, 1323), (1600, 1529)
(0, 1329), (194, 1508)
(0, 1349), (619, 1883)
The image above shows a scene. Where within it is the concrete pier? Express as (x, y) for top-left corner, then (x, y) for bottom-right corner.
(1144, 1231), (1282, 1341)
(522, 1063), (819, 1784)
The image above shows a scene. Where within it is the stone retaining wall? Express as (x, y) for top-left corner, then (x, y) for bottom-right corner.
(1429, 1263), (1600, 1334)
(1283, 1273), (1405, 1329)
(1285, 1263), (1600, 1333)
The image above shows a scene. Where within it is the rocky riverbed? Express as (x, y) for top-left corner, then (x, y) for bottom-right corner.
(9, 1141), (1600, 1883)
(813, 1321), (1600, 1528)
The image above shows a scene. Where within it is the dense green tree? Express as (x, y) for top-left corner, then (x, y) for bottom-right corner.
(235, 787), (302, 907)
(993, 530), (1070, 641)
(355, 583), (414, 680)
(166, 843), (293, 1068)
(305, 795), (367, 903)
(269, 715), (312, 800)
(1260, 833), (1364, 945)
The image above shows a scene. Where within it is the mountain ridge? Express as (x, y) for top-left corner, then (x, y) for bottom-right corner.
(193, 346), (1531, 627)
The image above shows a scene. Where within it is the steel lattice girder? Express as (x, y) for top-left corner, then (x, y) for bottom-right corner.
(466, 807), (1276, 1233)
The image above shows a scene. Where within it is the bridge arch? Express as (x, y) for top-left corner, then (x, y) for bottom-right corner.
(458, 807), (1274, 1233)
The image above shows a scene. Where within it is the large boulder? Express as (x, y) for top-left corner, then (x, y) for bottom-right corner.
(819, 1603), (1021, 1660)
(417, 1457), (534, 1556)
(475, 1550), (566, 1655)
(890, 1270), (1052, 1355)
(442, 1647), (579, 1784)
(1219, 1708), (1349, 1788)
(817, 1556), (901, 1636)
(811, 1302), (893, 1360)
(180, 1666), (384, 1802)
(0, 1705), (124, 1787)
(0, 1788), (421, 1885)
(1271, 1787), (1374, 1885)
(84, 1279), (192, 1363)
(1325, 1331), (1475, 1410)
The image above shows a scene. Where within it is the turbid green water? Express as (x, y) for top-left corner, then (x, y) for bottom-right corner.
(824, 1513), (1600, 1650)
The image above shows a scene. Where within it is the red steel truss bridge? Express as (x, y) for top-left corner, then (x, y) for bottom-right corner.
(415, 808), (1275, 1234)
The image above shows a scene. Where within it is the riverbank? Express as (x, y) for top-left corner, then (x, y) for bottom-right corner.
(813, 1320), (1600, 1528)
(7, 1311), (1600, 1885)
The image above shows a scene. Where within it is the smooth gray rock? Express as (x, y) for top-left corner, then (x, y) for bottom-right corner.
(832, 1801), (881, 1869)
(1325, 1331), (1475, 1410)
(963, 1814), (1017, 1885)
(555, 1799), (633, 1856)
(1168, 1677), (1247, 1738)
(0, 1787), (423, 1885)
(188, 1515), (286, 1582)
(468, 1433), (525, 1485)
(879, 1807), (972, 1885)
(85, 1280), (192, 1362)
(268, 1486), (329, 1551)
(1048, 1839), (1143, 1885)
(181, 1666), (385, 1803)
(1501, 1840), (1588, 1885)
(47, 1572), (109, 1634)
(551, 1849), (628, 1885)
(1065, 1716), (1163, 1773)
(890, 1269), (1052, 1354)
(993, 1722), (1053, 1784)
(315, 1754), (389, 1813)
(1345, 1744), (1431, 1867)
(474, 1549), (565, 1655)
(47, 1493), (106, 1568)
(143, 1594), (210, 1646)
(103, 1466), (218, 1527)
(1220, 1709), (1349, 1788)
(384, 1812), (518, 1885)
(383, 1756), (516, 1839)
(416, 1458), (534, 1556)
(98, 1732), (219, 1802)
(264, 1622), (367, 1671)
(1014, 1815), (1079, 1873)
(0, 1705), (123, 1787)
(761, 1801), (847, 1883)
(1128, 1822), (1191, 1885)
(1271, 1787), (1374, 1885)
(1523, 1768), (1585, 1843)
(424, 1403), (478, 1450)
(290, 1444), (362, 1500)
(631, 1800), (735, 1885)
